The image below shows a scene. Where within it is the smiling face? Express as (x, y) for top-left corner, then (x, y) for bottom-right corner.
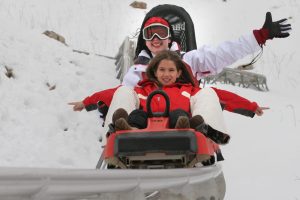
(145, 37), (171, 55)
(154, 59), (182, 86)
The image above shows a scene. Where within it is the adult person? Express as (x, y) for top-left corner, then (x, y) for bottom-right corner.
(123, 12), (291, 86)
(70, 12), (290, 116)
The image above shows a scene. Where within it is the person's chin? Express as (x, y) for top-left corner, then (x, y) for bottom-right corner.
(151, 47), (164, 53)
(162, 82), (171, 85)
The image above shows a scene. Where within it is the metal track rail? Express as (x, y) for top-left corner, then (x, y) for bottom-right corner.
(0, 165), (225, 200)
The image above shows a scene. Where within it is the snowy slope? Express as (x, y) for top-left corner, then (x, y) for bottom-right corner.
(0, 0), (300, 199)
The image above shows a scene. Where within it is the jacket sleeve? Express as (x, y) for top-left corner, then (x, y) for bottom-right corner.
(122, 65), (144, 87)
(212, 87), (258, 118)
(182, 33), (261, 79)
(82, 86), (121, 111)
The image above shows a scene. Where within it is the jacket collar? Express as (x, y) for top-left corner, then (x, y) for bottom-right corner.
(137, 79), (192, 88)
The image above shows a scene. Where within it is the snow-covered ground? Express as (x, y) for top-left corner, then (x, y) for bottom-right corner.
(0, 0), (299, 199)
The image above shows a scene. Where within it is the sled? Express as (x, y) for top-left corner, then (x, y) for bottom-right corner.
(96, 88), (225, 199)
(99, 3), (225, 167)
(103, 90), (216, 169)
(98, 4), (226, 199)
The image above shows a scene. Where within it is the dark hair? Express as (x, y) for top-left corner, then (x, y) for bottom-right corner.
(146, 50), (196, 87)
(134, 17), (175, 60)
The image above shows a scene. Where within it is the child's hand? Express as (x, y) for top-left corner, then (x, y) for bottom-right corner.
(68, 101), (85, 111)
(255, 106), (270, 116)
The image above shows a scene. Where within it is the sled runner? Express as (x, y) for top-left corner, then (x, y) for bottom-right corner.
(136, 4), (197, 53)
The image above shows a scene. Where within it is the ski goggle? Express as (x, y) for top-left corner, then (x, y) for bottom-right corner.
(142, 23), (170, 41)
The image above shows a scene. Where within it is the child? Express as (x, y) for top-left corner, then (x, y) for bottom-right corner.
(71, 51), (268, 144)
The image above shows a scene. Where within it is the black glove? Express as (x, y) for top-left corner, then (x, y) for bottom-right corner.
(263, 12), (291, 39)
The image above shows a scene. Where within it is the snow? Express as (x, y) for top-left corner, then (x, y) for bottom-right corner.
(0, 0), (299, 199)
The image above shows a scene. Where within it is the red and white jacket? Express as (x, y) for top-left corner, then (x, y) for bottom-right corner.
(134, 80), (258, 117)
(83, 80), (258, 118)
(134, 80), (199, 114)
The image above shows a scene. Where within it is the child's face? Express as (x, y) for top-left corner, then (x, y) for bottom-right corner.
(154, 59), (182, 86)
(145, 37), (171, 55)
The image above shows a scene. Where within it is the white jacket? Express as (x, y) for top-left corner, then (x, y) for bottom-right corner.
(122, 33), (261, 87)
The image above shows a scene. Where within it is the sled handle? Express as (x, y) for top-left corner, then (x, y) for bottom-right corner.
(146, 90), (170, 117)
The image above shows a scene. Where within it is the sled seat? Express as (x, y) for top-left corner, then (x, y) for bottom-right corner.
(115, 4), (197, 82)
